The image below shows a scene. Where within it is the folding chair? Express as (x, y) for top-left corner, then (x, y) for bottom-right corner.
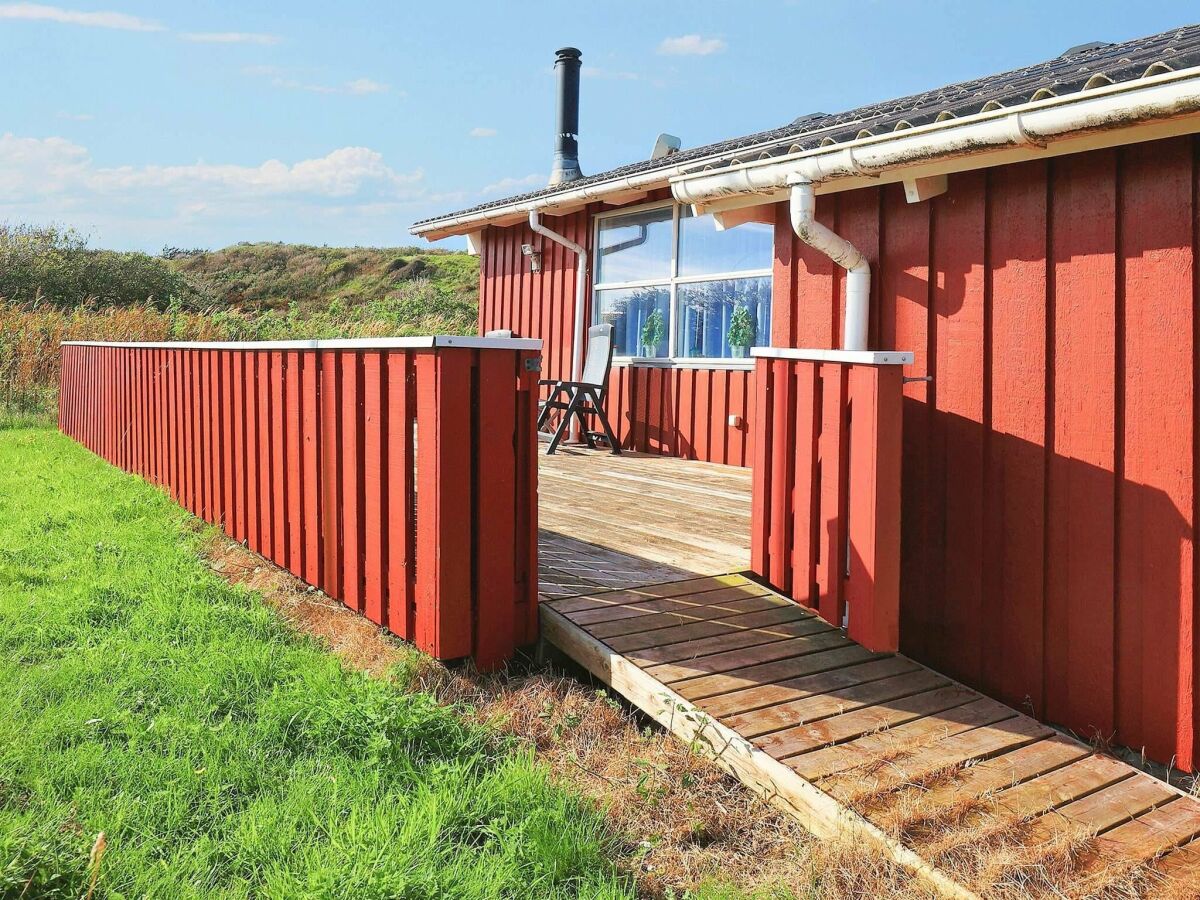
(537, 323), (621, 455)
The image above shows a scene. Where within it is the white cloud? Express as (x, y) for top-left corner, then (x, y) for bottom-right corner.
(344, 77), (388, 95)
(469, 127), (497, 138)
(0, 2), (163, 30)
(480, 173), (544, 195)
(181, 31), (281, 45)
(0, 134), (427, 229)
(657, 34), (726, 56)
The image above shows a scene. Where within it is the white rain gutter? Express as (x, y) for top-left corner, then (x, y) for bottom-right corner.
(528, 211), (587, 383)
(790, 180), (870, 351)
(671, 66), (1200, 210)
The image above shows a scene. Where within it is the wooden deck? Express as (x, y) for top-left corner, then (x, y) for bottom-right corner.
(537, 449), (751, 600)
(536, 450), (1200, 899)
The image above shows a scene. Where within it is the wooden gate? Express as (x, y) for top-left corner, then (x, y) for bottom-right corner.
(58, 336), (541, 670)
(750, 348), (910, 652)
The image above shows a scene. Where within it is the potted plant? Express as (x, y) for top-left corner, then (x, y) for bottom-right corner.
(640, 308), (665, 357)
(727, 304), (754, 358)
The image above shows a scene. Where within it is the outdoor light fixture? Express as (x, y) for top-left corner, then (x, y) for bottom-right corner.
(521, 243), (542, 273)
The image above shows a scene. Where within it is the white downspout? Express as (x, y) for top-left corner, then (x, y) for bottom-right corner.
(788, 179), (870, 351)
(528, 211), (587, 382)
(529, 210), (587, 443)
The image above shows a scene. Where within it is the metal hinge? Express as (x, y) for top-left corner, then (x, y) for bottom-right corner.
(524, 356), (542, 373)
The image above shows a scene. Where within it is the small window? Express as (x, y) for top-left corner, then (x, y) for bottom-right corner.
(592, 203), (773, 360)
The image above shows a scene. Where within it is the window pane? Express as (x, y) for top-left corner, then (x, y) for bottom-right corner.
(594, 206), (673, 285)
(677, 206), (772, 277)
(675, 277), (772, 359)
(594, 286), (670, 357)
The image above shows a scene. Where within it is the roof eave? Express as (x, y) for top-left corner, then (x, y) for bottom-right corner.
(412, 63), (1200, 242)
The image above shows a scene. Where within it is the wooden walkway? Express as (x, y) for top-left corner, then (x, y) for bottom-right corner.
(537, 452), (1200, 899)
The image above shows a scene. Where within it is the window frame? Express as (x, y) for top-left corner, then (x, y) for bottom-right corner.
(591, 199), (773, 365)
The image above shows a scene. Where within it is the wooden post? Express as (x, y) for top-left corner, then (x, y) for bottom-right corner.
(846, 364), (903, 652)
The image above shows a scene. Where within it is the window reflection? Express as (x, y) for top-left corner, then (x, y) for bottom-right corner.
(593, 286), (670, 357)
(676, 278), (772, 359)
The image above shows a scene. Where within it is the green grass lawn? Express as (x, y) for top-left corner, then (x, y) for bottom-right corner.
(0, 427), (633, 899)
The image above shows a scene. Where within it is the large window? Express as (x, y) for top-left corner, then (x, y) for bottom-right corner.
(592, 203), (772, 360)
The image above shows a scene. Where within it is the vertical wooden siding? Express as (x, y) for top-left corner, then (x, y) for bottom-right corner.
(59, 342), (540, 670)
(477, 198), (756, 466)
(774, 135), (1200, 771)
(750, 356), (903, 652)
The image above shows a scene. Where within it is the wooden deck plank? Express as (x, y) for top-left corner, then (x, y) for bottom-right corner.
(606, 605), (812, 654)
(992, 755), (1133, 820)
(1154, 837), (1200, 892)
(539, 603), (982, 900)
(1032, 771), (1177, 834)
(673, 645), (881, 702)
(547, 574), (752, 613)
(626, 616), (838, 667)
(725, 669), (949, 738)
(822, 715), (1055, 803)
(760, 685), (979, 759)
(1089, 798), (1200, 865)
(564, 583), (775, 625)
(642, 624), (850, 684)
(789, 698), (1018, 781)
(915, 735), (1091, 807)
(586, 593), (787, 638)
(696, 657), (923, 719)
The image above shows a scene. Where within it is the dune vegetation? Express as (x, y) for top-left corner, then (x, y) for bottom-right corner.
(0, 227), (478, 425)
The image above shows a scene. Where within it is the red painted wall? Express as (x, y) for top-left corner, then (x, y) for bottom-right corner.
(775, 136), (1199, 771)
(478, 136), (1200, 768)
(477, 192), (756, 466)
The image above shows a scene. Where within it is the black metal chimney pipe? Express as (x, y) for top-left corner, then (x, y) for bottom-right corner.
(550, 47), (583, 185)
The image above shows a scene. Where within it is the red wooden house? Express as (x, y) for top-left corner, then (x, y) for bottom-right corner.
(412, 28), (1200, 772)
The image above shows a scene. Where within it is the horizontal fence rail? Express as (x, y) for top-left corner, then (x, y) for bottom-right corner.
(59, 338), (541, 670)
(750, 350), (907, 652)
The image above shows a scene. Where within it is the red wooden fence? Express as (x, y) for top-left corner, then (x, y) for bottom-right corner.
(750, 349), (908, 653)
(58, 337), (542, 670)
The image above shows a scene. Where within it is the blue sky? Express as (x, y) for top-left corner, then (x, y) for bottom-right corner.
(1, 0), (1195, 252)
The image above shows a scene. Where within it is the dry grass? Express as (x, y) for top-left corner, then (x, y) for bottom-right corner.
(197, 528), (930, 900)
(189, 526), (1200, 899)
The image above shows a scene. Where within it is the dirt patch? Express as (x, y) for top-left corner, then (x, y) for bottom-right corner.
(199, 532), (927, 899)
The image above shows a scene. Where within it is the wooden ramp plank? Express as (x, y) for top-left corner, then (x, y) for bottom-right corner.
(822, 715), (1055, 803)
(993, 755), (1133, 820)
(789, 699), (1018, 781)
(538, 550), (1200, 900)
(727, 668), (949, 739)
(626, 616), (837, 667)
(916, 735), (1090, 807)
(607, 605), (811, 654)
(564, 583), (774, 625)
(697, 656), (922, 719)
(760, 685), (979, 759)
(586, 593), (786, 638)
(539, 603), (982, 900)
(673, 645), (879, 702)
(547, 574), (751, 614)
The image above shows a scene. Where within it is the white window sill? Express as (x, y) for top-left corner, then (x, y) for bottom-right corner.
(611, 356), (756, 371)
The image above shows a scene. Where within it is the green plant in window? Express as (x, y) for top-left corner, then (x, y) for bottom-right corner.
(727, 303), (755, 357)
(640, 308), (665, 357)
